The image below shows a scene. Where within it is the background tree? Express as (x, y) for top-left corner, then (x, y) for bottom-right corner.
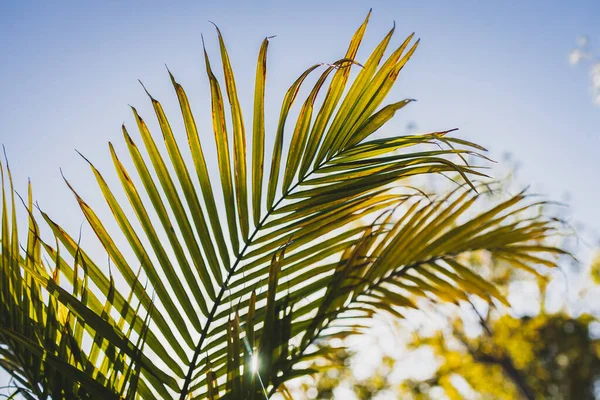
(296, 205), (599, 400)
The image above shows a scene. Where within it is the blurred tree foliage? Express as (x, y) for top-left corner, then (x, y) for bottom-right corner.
(298, 345), (396, 399)
(401, 312), (600, 400)
(298, 242), (600, 400)
(299, 311), (600, 400)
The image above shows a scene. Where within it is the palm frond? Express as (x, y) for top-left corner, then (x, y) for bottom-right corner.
(0, 161), (162, 399)
(0, 13), (566, 399)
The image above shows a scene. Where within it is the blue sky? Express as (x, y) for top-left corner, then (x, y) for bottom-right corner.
(1, 0), (599, 240)
(1, 0), (600, 394)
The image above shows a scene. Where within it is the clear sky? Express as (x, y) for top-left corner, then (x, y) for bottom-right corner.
(1, 0), (599, 394)
(1, 0), (599, 239)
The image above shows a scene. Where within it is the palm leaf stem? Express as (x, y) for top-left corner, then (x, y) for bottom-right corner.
(268, 253), (478, 396)
(180, 173), (310, 398)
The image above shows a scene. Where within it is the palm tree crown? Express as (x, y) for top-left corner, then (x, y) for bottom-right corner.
(0, 12), (565, 399)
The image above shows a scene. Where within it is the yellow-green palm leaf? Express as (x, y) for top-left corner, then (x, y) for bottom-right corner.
(0, 13), (565, 399)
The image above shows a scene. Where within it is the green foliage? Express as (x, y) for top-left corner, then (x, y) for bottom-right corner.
(300, 239), (597, 400)
(590, 249), (600, 285)
(402, 312), (600, 400)
(0, 173), (152, 400)
(0, 13), (566, 399)
(300, 300), (599, 400)
(298, 346), (397, 400)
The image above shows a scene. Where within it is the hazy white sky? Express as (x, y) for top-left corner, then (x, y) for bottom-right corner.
(1, 0), (599, 395)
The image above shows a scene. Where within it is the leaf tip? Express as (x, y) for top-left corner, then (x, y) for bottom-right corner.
(201, 33), (207, 51)
(74, 149), (93, 167)
(129, 105), (143, 122)
(138, 79), (155, 101)
(208, 20), (222, 37)
(165, 64), (177, 85)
